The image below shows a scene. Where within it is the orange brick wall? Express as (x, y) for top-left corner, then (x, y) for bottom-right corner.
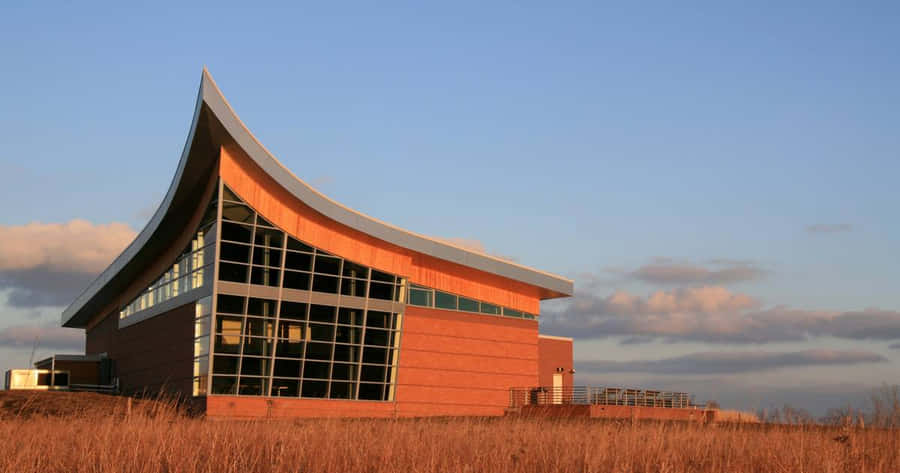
(537, 336), (573, 387)
(394, 306), (539, 416)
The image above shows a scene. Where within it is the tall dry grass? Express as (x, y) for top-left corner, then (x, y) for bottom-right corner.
(1, 394), (898, 472)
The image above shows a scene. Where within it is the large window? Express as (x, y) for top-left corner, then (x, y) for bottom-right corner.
(210, 295), (400, 400)
(210, 186), (403, 400)
(406, 285), (538, 320)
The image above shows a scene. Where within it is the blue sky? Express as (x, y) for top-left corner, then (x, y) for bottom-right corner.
(1, 1), (898, 414)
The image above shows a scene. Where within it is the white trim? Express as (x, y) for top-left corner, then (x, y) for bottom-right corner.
(538, 334), (574, 342)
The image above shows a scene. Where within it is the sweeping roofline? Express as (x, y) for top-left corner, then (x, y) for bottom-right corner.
(62, 69), (573, 327)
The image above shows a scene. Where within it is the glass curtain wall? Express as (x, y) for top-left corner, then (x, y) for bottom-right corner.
(119, 194), (217, 321)
(210, 186), (403, 401)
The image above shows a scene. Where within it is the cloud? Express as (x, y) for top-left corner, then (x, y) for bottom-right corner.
(0, 322), (84, 352)
(0, 220), (136, 307)
(629, 261), (766, 285)
(806, 224), (853, 234)
(541, 286), (900, 344)
(577, 349), (887, 375)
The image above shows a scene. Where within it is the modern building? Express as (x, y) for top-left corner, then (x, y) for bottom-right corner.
(60, 70), (574, 418)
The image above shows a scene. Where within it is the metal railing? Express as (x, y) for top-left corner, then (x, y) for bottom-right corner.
(510, 386), (695, 409)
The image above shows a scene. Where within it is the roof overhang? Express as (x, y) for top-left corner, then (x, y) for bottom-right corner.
(62, 69), (573, 328)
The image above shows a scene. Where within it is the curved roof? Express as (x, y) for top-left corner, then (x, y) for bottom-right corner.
(62, 69), (573, 328)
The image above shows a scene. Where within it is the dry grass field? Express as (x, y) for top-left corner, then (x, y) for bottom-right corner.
(1, 392), (898, 473)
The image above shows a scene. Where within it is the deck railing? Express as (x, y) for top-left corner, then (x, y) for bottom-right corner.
(510, 386), (695, 409)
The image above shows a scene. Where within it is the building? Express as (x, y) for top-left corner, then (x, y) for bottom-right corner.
(60, 70), (574, 418)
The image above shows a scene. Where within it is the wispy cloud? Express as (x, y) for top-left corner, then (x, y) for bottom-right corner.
(806, 223), (853, 234)
(628, 261), (766, 285)
(0, 220), (136, 307)
(0, 322), (84, 352)
(577, 349), (887, 375)
(541, 285), (900, 344)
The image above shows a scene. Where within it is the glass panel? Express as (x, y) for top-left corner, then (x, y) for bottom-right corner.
(314, 255), (341, 275)
(215, 334), (241, 355)
(250, 267), (280, 287)
(358, 383), (384, 400)
(217, 295), (245, 314)
(408, 287), (433, 307)
(194, 335), (210, 357)
(480, 302), (500, 315)
(244, 318), (275, 337)
(213, 355), (240, 374)
(341, 261), (369, 279)
(273, 359), (301, 378)
(238, 377), (266, 396)
(221, 202), (254, 224)
(333, 344), (361, 363)
(272, 378), (299, 397)
(335, 325), (362, 344)
(221, 222), (253, 243)
(247, 298), (277, 317)
(329, 382), (352, 399)
(308, 323), (335, 341)
(364, 329), (390, 347)
(252, 247), (283, 267)
(284, 252), (312, 271)
(435, 291), (457, 310)
(301, 380), (328, 398)
(303, 361), (331, 380)
(211, 376), (237, 395)
(368, 282), (394, 301)
(279, 301), (308, 320)
(254, 227), (284, 248)
(218, 262), (249, 283)
(240, 357), (270, 376)
(278, 321), (306, 342)
(194, 316), (211, 338)
(242, 337), (274, 356)
(360, 365), (386, 383)
(371, 270), (394, 283)
(340, 278), (367, 297)
(331, 363), (358, 381)
(363, 347), (388, 364)
(312, 274), (339, 293)
(276, 340), (305, 359)
(196, 296), (212, 317)
(458, 297), (479, 313)
(338, 308), (364, 326)
(365, 311), (391, 329)
(305, 342), (333, 360)
(283, 271), (311, 290)
(502, 308), (523, 318)
(309, 305), (336, 323)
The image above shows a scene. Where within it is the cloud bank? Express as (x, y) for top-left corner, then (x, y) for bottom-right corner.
(542, 286), (900, 344)
(806, 224), (853, 234)
(0, 322), (84, 352)
(629, 261), (766, 285)
(0, 220), (136, 307)
(577, 349), (887, 375)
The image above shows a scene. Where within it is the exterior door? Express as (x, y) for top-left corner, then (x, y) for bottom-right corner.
(552, 373), (563, 404)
